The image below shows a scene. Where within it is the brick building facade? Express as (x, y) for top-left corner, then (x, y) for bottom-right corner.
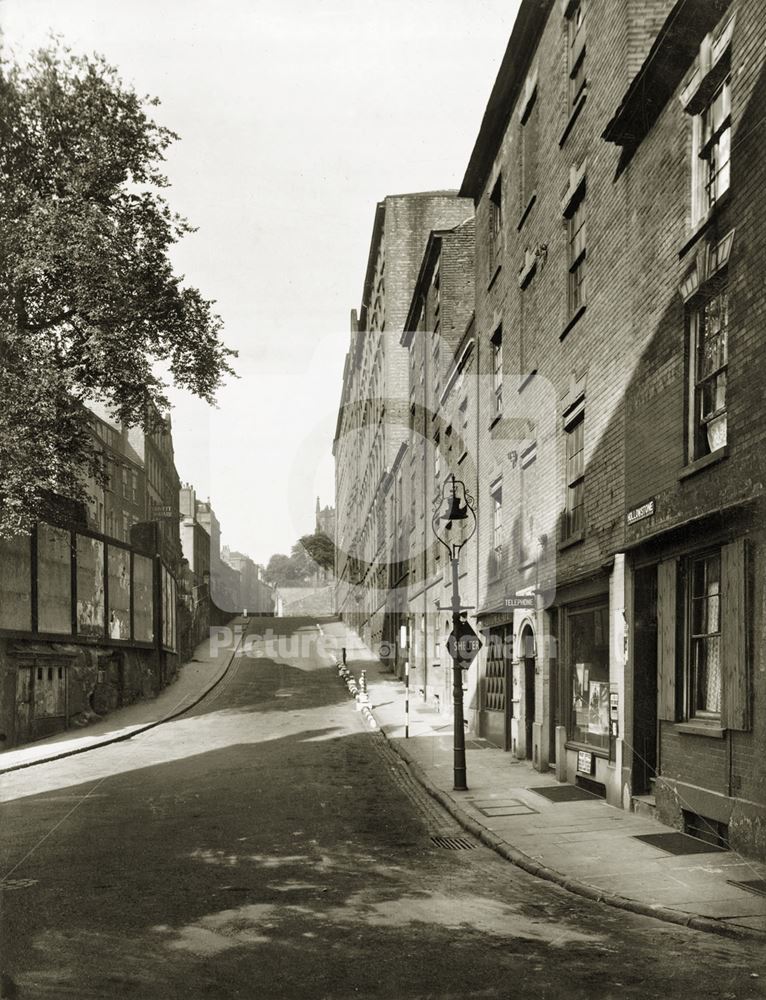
(335, 0), (766, 858)
(458, 0), (765, 858)
(399, 218), (478, 712)
(602, 0), (766, 857)
(85, 405), (145, 544)
(333, 192), (473, 654)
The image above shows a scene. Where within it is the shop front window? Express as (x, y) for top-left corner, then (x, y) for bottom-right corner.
(567, 603), (609, 751)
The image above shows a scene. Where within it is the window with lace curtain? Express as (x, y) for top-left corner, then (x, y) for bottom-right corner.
(691, 285), (728, 458)
(681, 12), (735, 228)
(689, 550), (721, 717)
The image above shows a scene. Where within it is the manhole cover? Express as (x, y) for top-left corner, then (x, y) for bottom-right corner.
(430, 835), (475, 850)
(478, 804), (537, 817)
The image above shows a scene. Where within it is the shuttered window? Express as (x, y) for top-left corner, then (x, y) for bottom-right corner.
(657, 558), (678, 722)
(721, 539), (749, 730)
(659, 541), (751, 729)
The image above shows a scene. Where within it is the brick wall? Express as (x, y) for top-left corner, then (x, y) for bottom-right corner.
(470, 0), (653, 617)
(334, 193), (472, 638)
(611, 0), (766, 856)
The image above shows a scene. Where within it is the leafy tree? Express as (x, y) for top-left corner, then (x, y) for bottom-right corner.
(264, 552), (307, 587)
(299, 531), (334, 572)
(289, 540), (316, 579)
(264, 539), (329, 587)
(0, 42), (235, 534)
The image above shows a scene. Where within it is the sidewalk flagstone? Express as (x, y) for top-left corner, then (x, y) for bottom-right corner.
(321, 620), (766, 938)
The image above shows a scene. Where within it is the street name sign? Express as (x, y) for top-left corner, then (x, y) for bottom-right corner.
(626, 498), (655, 525)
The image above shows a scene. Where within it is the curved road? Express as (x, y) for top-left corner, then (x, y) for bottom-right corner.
(0, 618), (763, 999)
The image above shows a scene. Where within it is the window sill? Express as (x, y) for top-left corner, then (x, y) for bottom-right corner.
(678, 215), (714, 259)
(674, 721), (725, 739)
(487, 262), (502, 291)
(559, 92), (587, 148)
(558, 531), (584, 552)
(678, 446), (728, 481)
(518, 256), (537, 289)
(518, 370), (537, 393)
(678, 190), (732, 259)
(560, 304), (587, 341)
(565, 740), (609, 760)
(457, 450), (468, 465)
(488, 414), (502, 431)
(517, 193), (537, 231)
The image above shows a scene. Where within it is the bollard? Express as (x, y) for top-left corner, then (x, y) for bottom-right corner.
(358, 670), (369, 704)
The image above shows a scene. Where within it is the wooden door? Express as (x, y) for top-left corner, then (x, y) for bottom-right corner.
(15, 666), (33, 744)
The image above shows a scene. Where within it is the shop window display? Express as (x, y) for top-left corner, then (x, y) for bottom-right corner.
(568, 603), (609, 751)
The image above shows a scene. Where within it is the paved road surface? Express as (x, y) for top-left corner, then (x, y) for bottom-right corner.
(0, 619), (763, 999)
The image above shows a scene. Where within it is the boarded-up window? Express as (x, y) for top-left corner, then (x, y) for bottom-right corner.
(133, 554), (154, 643)
(0, 533), (32, 631)
(108, 546), (131, 640)
(37, 524), (72, 634)
(76, 535), (105, 636)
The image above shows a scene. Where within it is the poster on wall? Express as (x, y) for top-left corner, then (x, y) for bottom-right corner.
(574, 663), (589, 707)
(588, 680), (610, 735)
(573, 663), (590, 733)
(108, 546), (131, 639)
(37, 524), (71, 634)
(133, 554), (154, 643)
(76, 535), (105, 636)
(0, 533), (32, 631)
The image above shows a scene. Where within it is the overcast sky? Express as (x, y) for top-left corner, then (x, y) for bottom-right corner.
(1, 0), (520, 565)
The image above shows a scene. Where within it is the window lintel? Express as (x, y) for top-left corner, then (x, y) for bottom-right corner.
(563, 395), (585, 429)
(518, 63), (539, 123)
(561, 160), (587, 217)
(679, 13), (735, 114)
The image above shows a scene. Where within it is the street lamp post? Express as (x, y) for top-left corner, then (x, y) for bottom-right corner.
(432, 473), (477, 792)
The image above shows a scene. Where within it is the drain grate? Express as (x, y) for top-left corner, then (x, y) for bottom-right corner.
(430, 835), (476, 850)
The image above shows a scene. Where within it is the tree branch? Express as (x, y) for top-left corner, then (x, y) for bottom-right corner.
(24, 308), (76, 333)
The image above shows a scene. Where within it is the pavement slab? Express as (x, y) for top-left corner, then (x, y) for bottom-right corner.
(323, 621), (766, 941)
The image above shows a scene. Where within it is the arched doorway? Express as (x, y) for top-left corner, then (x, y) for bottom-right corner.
(520, 623), (536, 761)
